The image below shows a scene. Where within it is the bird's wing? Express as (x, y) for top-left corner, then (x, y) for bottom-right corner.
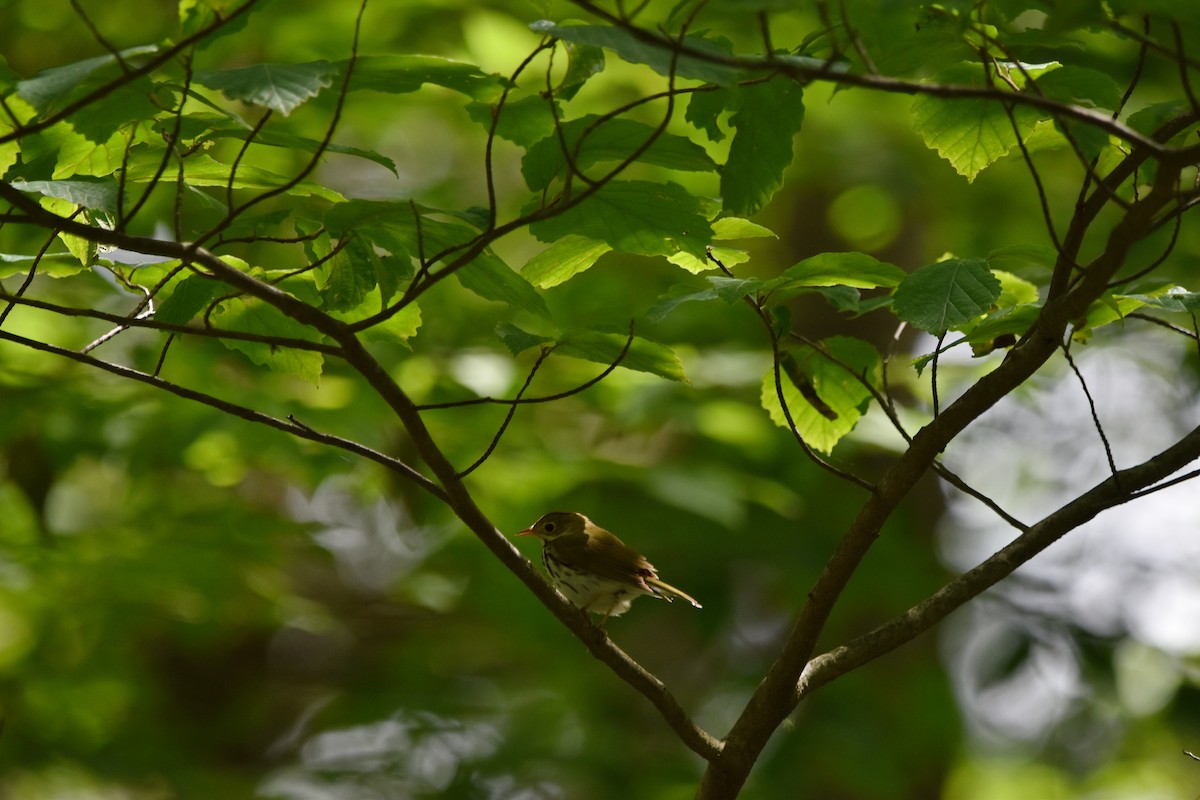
(556, 530), (657, 591)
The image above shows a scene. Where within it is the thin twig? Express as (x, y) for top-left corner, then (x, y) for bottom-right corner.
(1061, 336), (1119, 479)
(457, 345), (555, 478)
(419, 324), (635, 411)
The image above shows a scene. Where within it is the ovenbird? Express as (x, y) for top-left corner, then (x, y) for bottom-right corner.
(516, 511), (701, 624)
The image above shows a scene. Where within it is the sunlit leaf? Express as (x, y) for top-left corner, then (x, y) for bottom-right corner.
(712, 217), (777, 240)
(772, 252), (906, 290)
(522, 235), (612, 289)
(760, 336), (881, 454)
(123, 153), (344, 202)
(348, 295), (422, 345)
(668, 246), (749, 274)
(911, 64), (1040, 181)
(993, 270), (1040, 306)
(214, 297), (325, 384)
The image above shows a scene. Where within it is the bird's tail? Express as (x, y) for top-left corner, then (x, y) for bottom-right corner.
(646, 577), (702, 608)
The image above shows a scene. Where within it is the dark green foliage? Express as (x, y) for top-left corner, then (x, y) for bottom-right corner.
(1, 2), (1199, 799)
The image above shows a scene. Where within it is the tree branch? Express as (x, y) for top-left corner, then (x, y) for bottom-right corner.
(697, 127), (1186, 799)
(0, 327), (446, 501)
(797, 420), (1200, 698)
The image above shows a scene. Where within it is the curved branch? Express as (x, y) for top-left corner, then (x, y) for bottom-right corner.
(797, 419), (1200, 698)
(565, 0), (1173, 155)
(330, 330), (723, 761)
(417, 323), (634, 410)
(0, 287), (342, 356)
(698, 125), (1186, 799)
(0, 327), (446, 502)
(0, 0), (264, 146)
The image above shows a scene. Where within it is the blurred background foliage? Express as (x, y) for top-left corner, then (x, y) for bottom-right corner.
(0, 1), (1199, 798)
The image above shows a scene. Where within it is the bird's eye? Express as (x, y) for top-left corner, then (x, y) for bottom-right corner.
(544, 522), (556, 533)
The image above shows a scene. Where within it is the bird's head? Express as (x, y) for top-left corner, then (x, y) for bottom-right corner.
(516, 511), (588, 541)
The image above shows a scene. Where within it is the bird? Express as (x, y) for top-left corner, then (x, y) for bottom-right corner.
(516, 511), (701, 625)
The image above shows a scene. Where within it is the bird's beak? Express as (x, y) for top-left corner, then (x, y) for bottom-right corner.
(515, 527), (535, 537)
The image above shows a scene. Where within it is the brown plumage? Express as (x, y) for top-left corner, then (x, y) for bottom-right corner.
(516, 511), (701, 624)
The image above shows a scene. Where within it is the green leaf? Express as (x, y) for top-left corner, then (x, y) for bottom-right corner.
(1126, 101), (1189, 137)
(818, 285), (862, 314)
(773, 252), (906, 290)
(456, 254), (551, 319)
(180, 0), (254, 39)
(123, 153), (345, 202)
(892, 258), (1001, 333)
(465, 96), (559, 147)
(686, 86), (733, 141)
(529, 22), (742, 86)
(668, 245), (748, 274)
(712, 217), (777, 240)
(760, 336), (881, 454)
(986, 242), (1057, 272)
(559, 40), (605, 100)
(530, 180), (713, 258)
(522, 235), (612, 289)
(994, 270), (1040, 306)
(496, 322), (553, 355)
(959, 305), (1040, 353)
(12, 179), (117, 211)
(1136, 288), (1200, 313)
(707, 275), (762, 303)
(210, 127), (397, 174)
(321, 235), (378, 312)
(52, 126), (143, 179)
(645, 286), (719, 322)
(0, 54), (20, 94)
(37, 196), (97, 267)
(723, 76), (805, 216)
(214, 297), (325, 384)
(68, 80), (159, 144)
(1036, 65), (1122, 110)
(556, 330), (689, 382)
(345, 55), (506, 101)
(17, 46), (159, 112)
(911, 64), (1039, 181)
(346, 295), (422, 345)
(0, 252), (84, 279)
(194, 61), (336, 115)
(157, 273), (219, 325)
(522, 115), (717, 191)
(1075, 294), (1132, 333)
